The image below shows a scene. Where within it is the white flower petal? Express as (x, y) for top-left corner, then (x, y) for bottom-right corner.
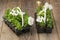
(44, 2), (53, 10)
(17, 10), (20, 13)
(36, 18), (40, 22)
(17, 7), (20, 9)
(41, 17), (44, 20)
(36, 16), (40, 22)
(45, 2), (49, 6)
(10, 7), (26, 16)
(12, 9), (15, 13)
(19, 12), (25, 15)
(36, 16), (43, 22)
(10, 12), (12, 14)
(17, 7), (21, 12)
(10, 11), (18, 16)
(49, 4), (53, 10)
(44, 2), (49, 10)
(28, 17), (34, 25)
(40, 19), (42, 22)
(14, 13), (18, 16)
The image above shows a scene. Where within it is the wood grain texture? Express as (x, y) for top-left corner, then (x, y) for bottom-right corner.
(1, 22), (19, 40)
(50, 0), (60, 40)
(0, 0), (60, 40)
(38, 33), (48, 40)
(46, 26), (59, 40)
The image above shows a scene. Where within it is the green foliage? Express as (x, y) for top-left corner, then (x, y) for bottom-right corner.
(36, 6), (53, 28)
(46, 9), (53, 28)
(4, 8), (29, 30)
(38, 20), (45, 28)
(4, 9), (10, 19)
(47, 18), (53, 28)
(24, 12), (28, 27)
(36, 6), (45, 28)
(37, 11), (44, 17)
(36, 6), (42, 13)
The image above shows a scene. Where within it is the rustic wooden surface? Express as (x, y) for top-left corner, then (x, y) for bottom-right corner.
(0, 0), (60, 40)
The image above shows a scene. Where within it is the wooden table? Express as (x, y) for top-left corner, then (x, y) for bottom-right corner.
(0, 0), (60, 40)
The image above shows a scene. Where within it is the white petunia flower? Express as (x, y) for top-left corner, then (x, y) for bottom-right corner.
(43, 16), (46, 23)
(44, 2), (53, 10)
(20, 12), (25, 27)
(10, 9), (18, 16)
(9, 7), (27, 26)
(36, 16), (43, 22)
(16, 7), (25, 16)
(19, 12), (25, 16)
(16, 7), (25, 27)
(41, 17), (44, 20)
(44, 2), (49, 10)
(28, 17), (34, 25)
(17, 10), (20, 13)
(17, 7), (21, 12)
(10, 8), (19, 16)
(49, 4), (53, 10)
(12, 9), (15, 12)
(10, 7), (25, 16)
(10, 11), (18, 16)
(36, 16), (41, 22)
(10, 11), (12, 14)
(43, 2), (53, 23)
(17, 7), (20, 9)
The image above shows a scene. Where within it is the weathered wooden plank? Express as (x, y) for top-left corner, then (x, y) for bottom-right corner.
(0, 21), (3, 34)
(52, 2), (60, 40)
(6, 1), (17, 9)
(0, 21), (3, 40)
(19, 32), (31, 40)
(45, 0), (60, 40)
(1, 22), (20, 40)
(0, 2), (7, 40)
(0, 1), (19, 40)
(56, 21), (60, 40)
(53, 10), (60, 40)
(38, 33), (48, 40)
(47, 26), (59, 40)
(29, 25), (38, 40)
(50, 0), (60, 40)
(0, 0), (60, 40)
(0, 3), (3, 40)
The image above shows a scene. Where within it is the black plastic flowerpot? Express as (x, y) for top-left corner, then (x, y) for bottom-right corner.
(3, 18), (31, 36)
(45, 27), (53, 33)
(35, 13), (45, 33)
(36, 26), (45, 33)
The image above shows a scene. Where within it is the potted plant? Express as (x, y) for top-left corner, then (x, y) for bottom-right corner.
(45, 7), (53, 33)
(35, 6), (46, 33)
(35, 2), (53, 33)
(3, 7), (34, 35)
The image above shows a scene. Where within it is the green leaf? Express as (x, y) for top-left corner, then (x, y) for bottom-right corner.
(24, 12), (28, 27)
(36, 6), (42, 13)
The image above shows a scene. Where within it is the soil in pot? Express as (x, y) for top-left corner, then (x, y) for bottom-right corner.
(36, 25), (45, 33)
(45, 27), (53, 33)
